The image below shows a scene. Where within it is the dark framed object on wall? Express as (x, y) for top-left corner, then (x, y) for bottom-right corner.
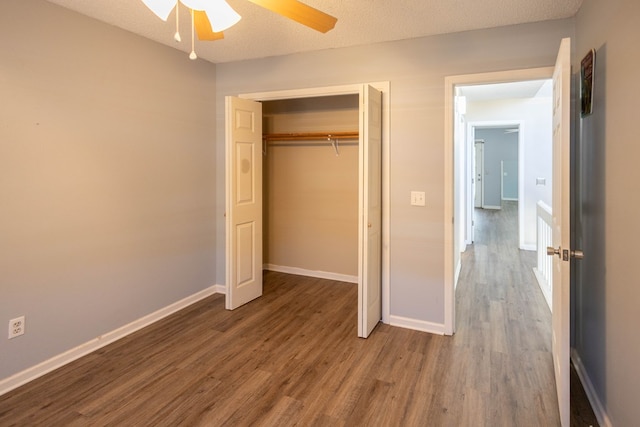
(581, 49), (596, 117)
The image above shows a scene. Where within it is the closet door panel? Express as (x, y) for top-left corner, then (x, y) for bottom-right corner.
(226, 96), (263, 310)
(359, 85), (383, 338)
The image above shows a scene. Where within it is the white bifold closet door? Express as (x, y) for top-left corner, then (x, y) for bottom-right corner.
(358, 85), (382, 338)
(225, 96), (263, 310)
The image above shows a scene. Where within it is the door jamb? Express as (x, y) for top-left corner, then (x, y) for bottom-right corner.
(230, 82), (391, 325)
(444, 67), (554, 335)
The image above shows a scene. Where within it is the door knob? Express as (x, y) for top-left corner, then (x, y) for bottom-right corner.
(547, 246), (584, 260)
(547, 246), (561, 258)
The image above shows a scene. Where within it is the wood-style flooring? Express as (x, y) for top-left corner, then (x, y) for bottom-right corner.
(0, 202), (563, 426)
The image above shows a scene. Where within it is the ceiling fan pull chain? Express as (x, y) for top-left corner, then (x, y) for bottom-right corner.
(189, 8), (197, 60)
(174, 3), (181, 42)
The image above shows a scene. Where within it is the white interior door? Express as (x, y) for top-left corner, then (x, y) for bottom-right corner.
(474, 142), (484, 208)
(550, 37), (571, 427)
(225, 96), (263, 310)
(358, 85), (383, 338)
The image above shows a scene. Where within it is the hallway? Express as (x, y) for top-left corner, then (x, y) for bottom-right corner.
(455, 201), (560, 424)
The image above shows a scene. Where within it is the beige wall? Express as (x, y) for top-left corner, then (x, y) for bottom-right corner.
(574, 0), (640, 424)
(0, 0), (216, 380)
(263, 96), (359, 278)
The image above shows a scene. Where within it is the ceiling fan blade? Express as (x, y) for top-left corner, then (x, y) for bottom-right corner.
(246, 0), (337, 33)
(194, 10), (225, 41)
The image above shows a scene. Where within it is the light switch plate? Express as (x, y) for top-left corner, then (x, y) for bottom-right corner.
(411, 191), (426, 206)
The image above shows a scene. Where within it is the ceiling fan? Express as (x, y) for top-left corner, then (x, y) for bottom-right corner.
(141, 0), (337, 59)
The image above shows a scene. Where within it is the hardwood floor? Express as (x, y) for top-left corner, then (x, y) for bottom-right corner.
(0, 202), (562, 426)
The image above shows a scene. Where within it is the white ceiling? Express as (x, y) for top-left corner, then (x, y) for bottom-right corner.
(45, 0), (583, 64)
(458, 79), (553, 102)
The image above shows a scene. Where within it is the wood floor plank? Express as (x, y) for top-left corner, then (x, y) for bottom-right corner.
(0, 202), (569, 426)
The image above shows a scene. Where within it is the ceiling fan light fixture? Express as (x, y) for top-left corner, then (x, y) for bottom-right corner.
(141, 0), (176, 21)
(180, 0), (241, 32)
(204, 0), (242, 32)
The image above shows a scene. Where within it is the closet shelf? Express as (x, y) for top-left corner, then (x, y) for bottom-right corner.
(263, 131), (359, 142)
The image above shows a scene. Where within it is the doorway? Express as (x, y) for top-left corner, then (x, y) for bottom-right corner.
(225, 83), (390, 338)
(445, 69), (555, 334)
(468, 123), (524, 244)
(445, 38), (572, 424)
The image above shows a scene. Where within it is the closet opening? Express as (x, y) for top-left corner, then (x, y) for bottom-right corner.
(262, 95), (360, 284)
(225, 83), (387, 338)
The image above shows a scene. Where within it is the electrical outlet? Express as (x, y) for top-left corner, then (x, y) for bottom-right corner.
(410, 191), (426, 207)
(8, 316), (25, 339)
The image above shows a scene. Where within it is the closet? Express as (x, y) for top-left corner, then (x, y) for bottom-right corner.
(226, 84), (382, 337)
(261, 95), (360, 282)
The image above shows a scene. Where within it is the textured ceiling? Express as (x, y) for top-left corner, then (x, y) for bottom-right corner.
(45, 0), (583, 63)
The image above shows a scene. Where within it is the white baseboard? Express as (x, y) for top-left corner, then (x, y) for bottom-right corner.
(0, 284), (223, 397)
(212, 284), (226, 294)
(532, 268), (552, 311)
(501, 197), (518, 201)
(264, 264), (358, 284)
(571, 349), (612, 427)
(520, 244), (536, 251)
(454, 259), (462, 290)
(389, 315), (445, 335)
(482, 205), (502, 210)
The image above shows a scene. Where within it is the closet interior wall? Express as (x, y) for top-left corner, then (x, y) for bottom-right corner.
(262, 95), (359, 280)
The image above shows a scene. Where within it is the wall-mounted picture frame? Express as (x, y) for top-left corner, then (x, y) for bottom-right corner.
(581, 48), (596, 117)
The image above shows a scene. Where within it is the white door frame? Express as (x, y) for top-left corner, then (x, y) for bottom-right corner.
(232, 82), (391, 325)
(473, 139), (484, 210)
(444, 67), (554, 335)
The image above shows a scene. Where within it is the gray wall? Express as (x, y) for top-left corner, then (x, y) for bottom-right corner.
(215, 20), (574, 324)
(574, 0), (640, 424)
(475, 128), (518, 207)
(0, 0), (217, 379)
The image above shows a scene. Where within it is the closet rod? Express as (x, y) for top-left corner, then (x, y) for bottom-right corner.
(263, 131), (359, 142)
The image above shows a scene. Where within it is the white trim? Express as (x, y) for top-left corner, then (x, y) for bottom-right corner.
(237, 82), (391, 325)
(454, 258), (462, 290)
(482, 205), (502, 210)
(521, 244), (536, 251)
(389, 315), (445, 335)
(0, 285), (221, 397)
(571, 349), (613, 427)
(264, 264), (358, 284)
(444, 67), (554, 336)
(502, 197), (518, 201)
(240, 84), (364, 101)
(533, 268), (552, 311)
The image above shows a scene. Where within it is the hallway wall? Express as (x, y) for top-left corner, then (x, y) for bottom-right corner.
(574, 0), (640, 425)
